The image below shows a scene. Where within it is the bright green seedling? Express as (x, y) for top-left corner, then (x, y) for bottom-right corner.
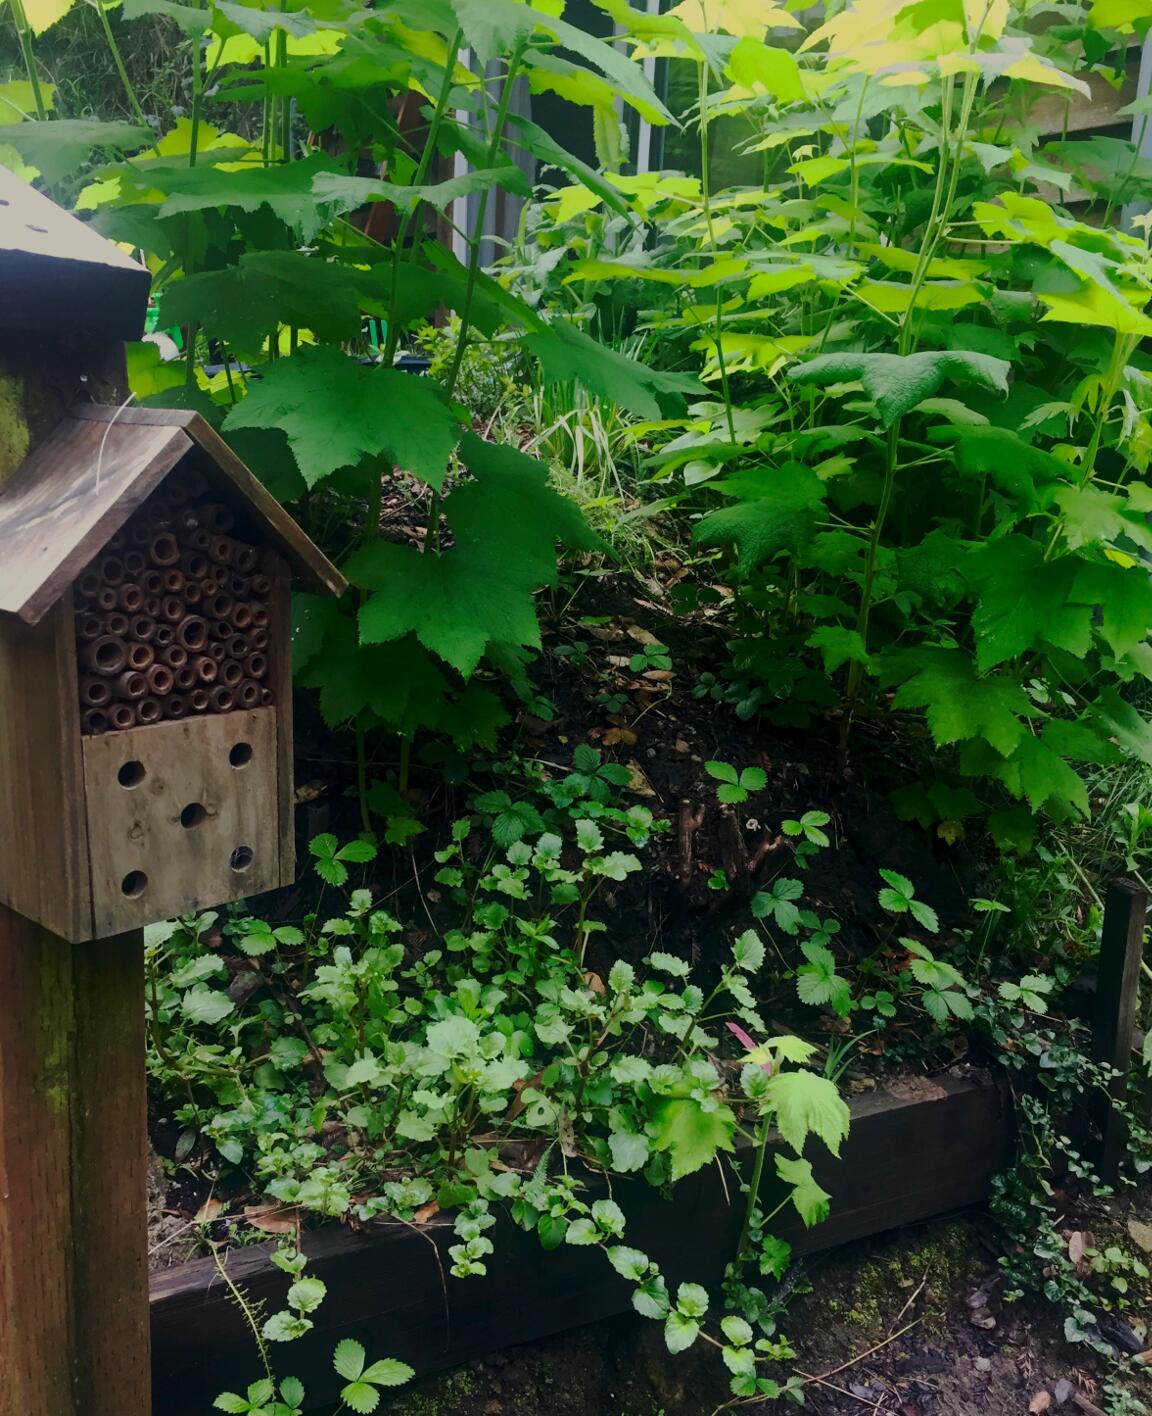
(998, 974), (1055, 1015)
(877, 869), (940, 933)
(629, 642), (673, 673)
(706, 760), (767, 805)
(309, 834), (379, 888)
(782, 811), (831, 848)
(750, 876), (804, 934)
(332, 1340), (414, 1414)
(902, 940), (973, 1024)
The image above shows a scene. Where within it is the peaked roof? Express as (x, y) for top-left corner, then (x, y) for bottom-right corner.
(0, 164), (149, 340)
(0, 405), (346, 624)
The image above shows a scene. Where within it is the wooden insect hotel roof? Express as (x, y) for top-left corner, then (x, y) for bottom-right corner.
(0, 406), (347, 624)
(0, 162), (150, 339)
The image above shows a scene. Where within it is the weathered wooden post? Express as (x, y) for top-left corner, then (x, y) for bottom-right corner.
(1092, 878), (1149, 1184)
(0, 166), (344, 1415)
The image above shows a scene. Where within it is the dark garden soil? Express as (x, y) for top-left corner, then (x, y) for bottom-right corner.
(375, 1205), (1151, 1416)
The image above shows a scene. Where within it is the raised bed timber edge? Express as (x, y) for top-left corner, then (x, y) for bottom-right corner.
(150, 1070), (1012, 1414)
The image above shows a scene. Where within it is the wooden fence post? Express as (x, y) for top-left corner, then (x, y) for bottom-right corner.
(1092, 878), (1148, 1183)
(0, 919), (150, 1415)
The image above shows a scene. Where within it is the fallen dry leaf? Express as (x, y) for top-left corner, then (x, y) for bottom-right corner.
(412, 1202), (440, 1225)
(1068, 1231), (1085, 1266)
(194, 1196), (223, 1224)
(243, 1203), (301, 1235)
(626, 760), (656, 797)
(1029, 1392), (1052, 1413)
(585, 971), (606, 994)
(603, 727), (638, 747)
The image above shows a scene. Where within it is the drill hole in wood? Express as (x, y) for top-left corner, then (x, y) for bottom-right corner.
(180, 802), (207, 830)
(229, 845), (254, 873)
(120, 870), (148, 898)
(117, 760), (146, 788)
(229, 742), (253, 768)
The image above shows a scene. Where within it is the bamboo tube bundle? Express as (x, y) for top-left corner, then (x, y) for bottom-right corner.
(75, 491), (277, 733)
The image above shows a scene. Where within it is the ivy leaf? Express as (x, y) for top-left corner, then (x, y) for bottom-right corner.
(788, 350), (1011, 426)
(775, 1153), (831, 1227)
(650, 1097), (736, 1181)
(224, 346), (460, 488)
(0, 118), (150, 182)
(965, 539), (1093, 669)
(764, 1070), (850, 1157)
(884, 647), (1035, 757)
(524, 321), (703, 419)
(693, 464), (825, 572)
(352, 541), (542, 678)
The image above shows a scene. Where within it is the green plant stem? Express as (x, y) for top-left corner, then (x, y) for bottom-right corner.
(734, 1110), (773, 1263)
(92, 0), (149, 126)
(697, 55), (737, 444)
(210, 1243), (276, 1385)
(7, 0), (47, 120)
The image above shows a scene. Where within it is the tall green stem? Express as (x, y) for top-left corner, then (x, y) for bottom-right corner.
(92, 0), (149, 126)
(8, 0), (47, 119)
(697, 56), (737, 444)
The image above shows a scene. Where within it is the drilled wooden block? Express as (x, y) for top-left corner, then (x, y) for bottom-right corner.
(82, 707), (284, 934)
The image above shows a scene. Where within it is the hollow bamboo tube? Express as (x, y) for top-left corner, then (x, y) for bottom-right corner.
(144, 597), (162, 619)
(148, 533), (181, 568)
(82, 637), (128, 677)
(205, 592), (234, 620)
(75, 613), (103, 641)
(107, 529), (127, 552)
(142, 570), (165, 596)
(220, 661), (244, 689)
(181, 552), (210, 580)
(126, 643), (155, 673)
(250, 574), (272, 598)
(250, 628), (269, 651)
(207, 642), (227, 663)
(248, 653), (268, 680)
(99, 556), (126, 587)
(201, 504), (235, 534)
(105, 612), (129, 638)
(129, 521), (152, 547)
(154, 625), (176, 649)
(228, 575), (251, 598)
(77, 570), (102, 600)
(147, 665), (174, 696)
(160, 597), (184, 624)
(231, 603), (254, 631)
(226, 636), (250, 660)
(114, 671), (148, 702)
(189, 528), (211, 552)
(177, 616), (209, 652)
(163, 696), (188, 720)
(210, 686), (235, 712)
(175, 666), (197, 692)
(136, 698), (163, 725)
(208, 536), (234, 567)
(261, 686), (273, 706)
(109, 704), (136, 731)
(210, 620), (233, 643)
(82, 708), (110, 734)
(117, 584), (145, 614)
(236, 679), (261, 710)
(96, 586), (118, 612)
(185, 583), (203, 606)
(161, 644), (188, 670)
(130, 616), (157, 642)
(163, 569), (186, 595)
(233, 544), (260, 574)
(123, 549), (147, 578)
(190, 689), (210, 712)
(190, 656), (218, 684)
(80, 678), (112, 708)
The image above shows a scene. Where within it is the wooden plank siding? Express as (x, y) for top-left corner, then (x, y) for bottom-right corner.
(150, 1073), (1012, 1415)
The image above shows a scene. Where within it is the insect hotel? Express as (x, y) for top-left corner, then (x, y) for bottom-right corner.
(0, 165), (342, 1416)
(0, 405), (344, 940)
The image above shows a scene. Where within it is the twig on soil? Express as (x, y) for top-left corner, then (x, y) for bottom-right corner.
(797, 1317), (922, 1387)
(678, 799), (706, 887)
(887, 1270), (928, 1335)
(795, 1372), (889, 1410)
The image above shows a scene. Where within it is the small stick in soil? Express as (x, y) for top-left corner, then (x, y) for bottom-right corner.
(798, 1317), (923, 1388)
(678, 800), (706, 888)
